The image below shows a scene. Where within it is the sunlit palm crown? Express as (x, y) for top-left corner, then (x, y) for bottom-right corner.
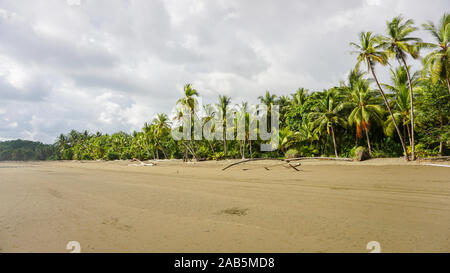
(421, 13), (450, 83)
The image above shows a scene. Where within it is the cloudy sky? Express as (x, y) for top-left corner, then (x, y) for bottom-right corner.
(0, 0), (447, 143)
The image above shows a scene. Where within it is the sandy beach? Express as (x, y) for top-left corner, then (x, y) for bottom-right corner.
(0, 159), (449, 253)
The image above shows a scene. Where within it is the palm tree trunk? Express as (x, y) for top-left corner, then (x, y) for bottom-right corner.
(400, 55), (415, 160)
(158, 142), (167, 159)
(182, 141), (199, 161)
(330, 126), (339, 158)
(208, 140), (218, 161)
(402, 121), (407, 145)
(223, 125), (227, 158)
(406, 122), (412, 146)
(242, 138), (246, 159)
(364, 128), (372, 154)
(439, 117), (443, 156)
(249, 139), (253, 159)
(446, 77), (450, 96)
(368, 59), (409, 161)
(239, 140), (245, 159)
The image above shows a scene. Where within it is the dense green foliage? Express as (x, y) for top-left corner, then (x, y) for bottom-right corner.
(0, 140), (56, 161)
(2, 13), (449, 161)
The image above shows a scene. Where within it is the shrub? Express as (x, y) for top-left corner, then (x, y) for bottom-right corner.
(285, 148), (299, 159)
(408, 144), (439, 158)
(298, 146), (319, 157)
(353, 146), (366, 158)
(105, 151), (120, 160)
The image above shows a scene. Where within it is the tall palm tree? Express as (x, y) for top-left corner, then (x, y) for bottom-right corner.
(258, 91), (278, 128)
(258, 91), (277, 110)
(308, 89), (346, 157)
(217, 95), (231, 157)
(177, 83), (199, 115)
(383, 66), (420, 145)
(202, 104), (218, 160)
(350, 31), (409, 160)
(421, 13), (450, 95)
(176, 83), (199, 160)
(345, 80), (384, 154)
(236, 102), (249, 159)
(380, 15), (422, 160)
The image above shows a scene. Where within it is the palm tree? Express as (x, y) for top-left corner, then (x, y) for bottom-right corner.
(308, 89), (346, 157)
(258, 91), (278, 128)
(380, 15), (422, 160)
(345, 80), (384, 154)
(236, 102), (249, 159)
(153, 113), (170, 159)
(176, 83), (200, 160)
(291, 88), (309, 107)
(258, 91), (278, 106)
(278, 95), (291, 127)
(217, 95), (231, 158)
(201, 104), (218, 160)
(279, 127), (295, 154)
(55, 133), (68, 159)
(177, 83), (199, 115)
(350, 31), (409, 160)
(383, 66), (420, 145)
(421, 13), (450, 95)
(339, 65), (367, 91)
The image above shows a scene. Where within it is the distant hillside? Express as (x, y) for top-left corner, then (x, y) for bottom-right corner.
(0, 139), (56, 161)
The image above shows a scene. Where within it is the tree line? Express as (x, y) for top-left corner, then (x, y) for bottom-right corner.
(0, 140), (56, 161)
(2, 14), (449, 161)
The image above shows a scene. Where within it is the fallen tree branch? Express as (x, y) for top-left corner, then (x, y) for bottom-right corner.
(221, 158), (284, 171)
(288, 162), (301, 171)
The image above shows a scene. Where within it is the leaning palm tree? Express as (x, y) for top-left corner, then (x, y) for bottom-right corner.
(217, 95), (231, 158)
(308, 89), (346, 157)
(345, 81), (384, 154)
(421, 13), (450, 95)
(350, 31), (409, 160)
(380, 15), (422, 160)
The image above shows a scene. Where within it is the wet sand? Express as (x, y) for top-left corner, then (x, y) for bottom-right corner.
(0, 159), (449, 253)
